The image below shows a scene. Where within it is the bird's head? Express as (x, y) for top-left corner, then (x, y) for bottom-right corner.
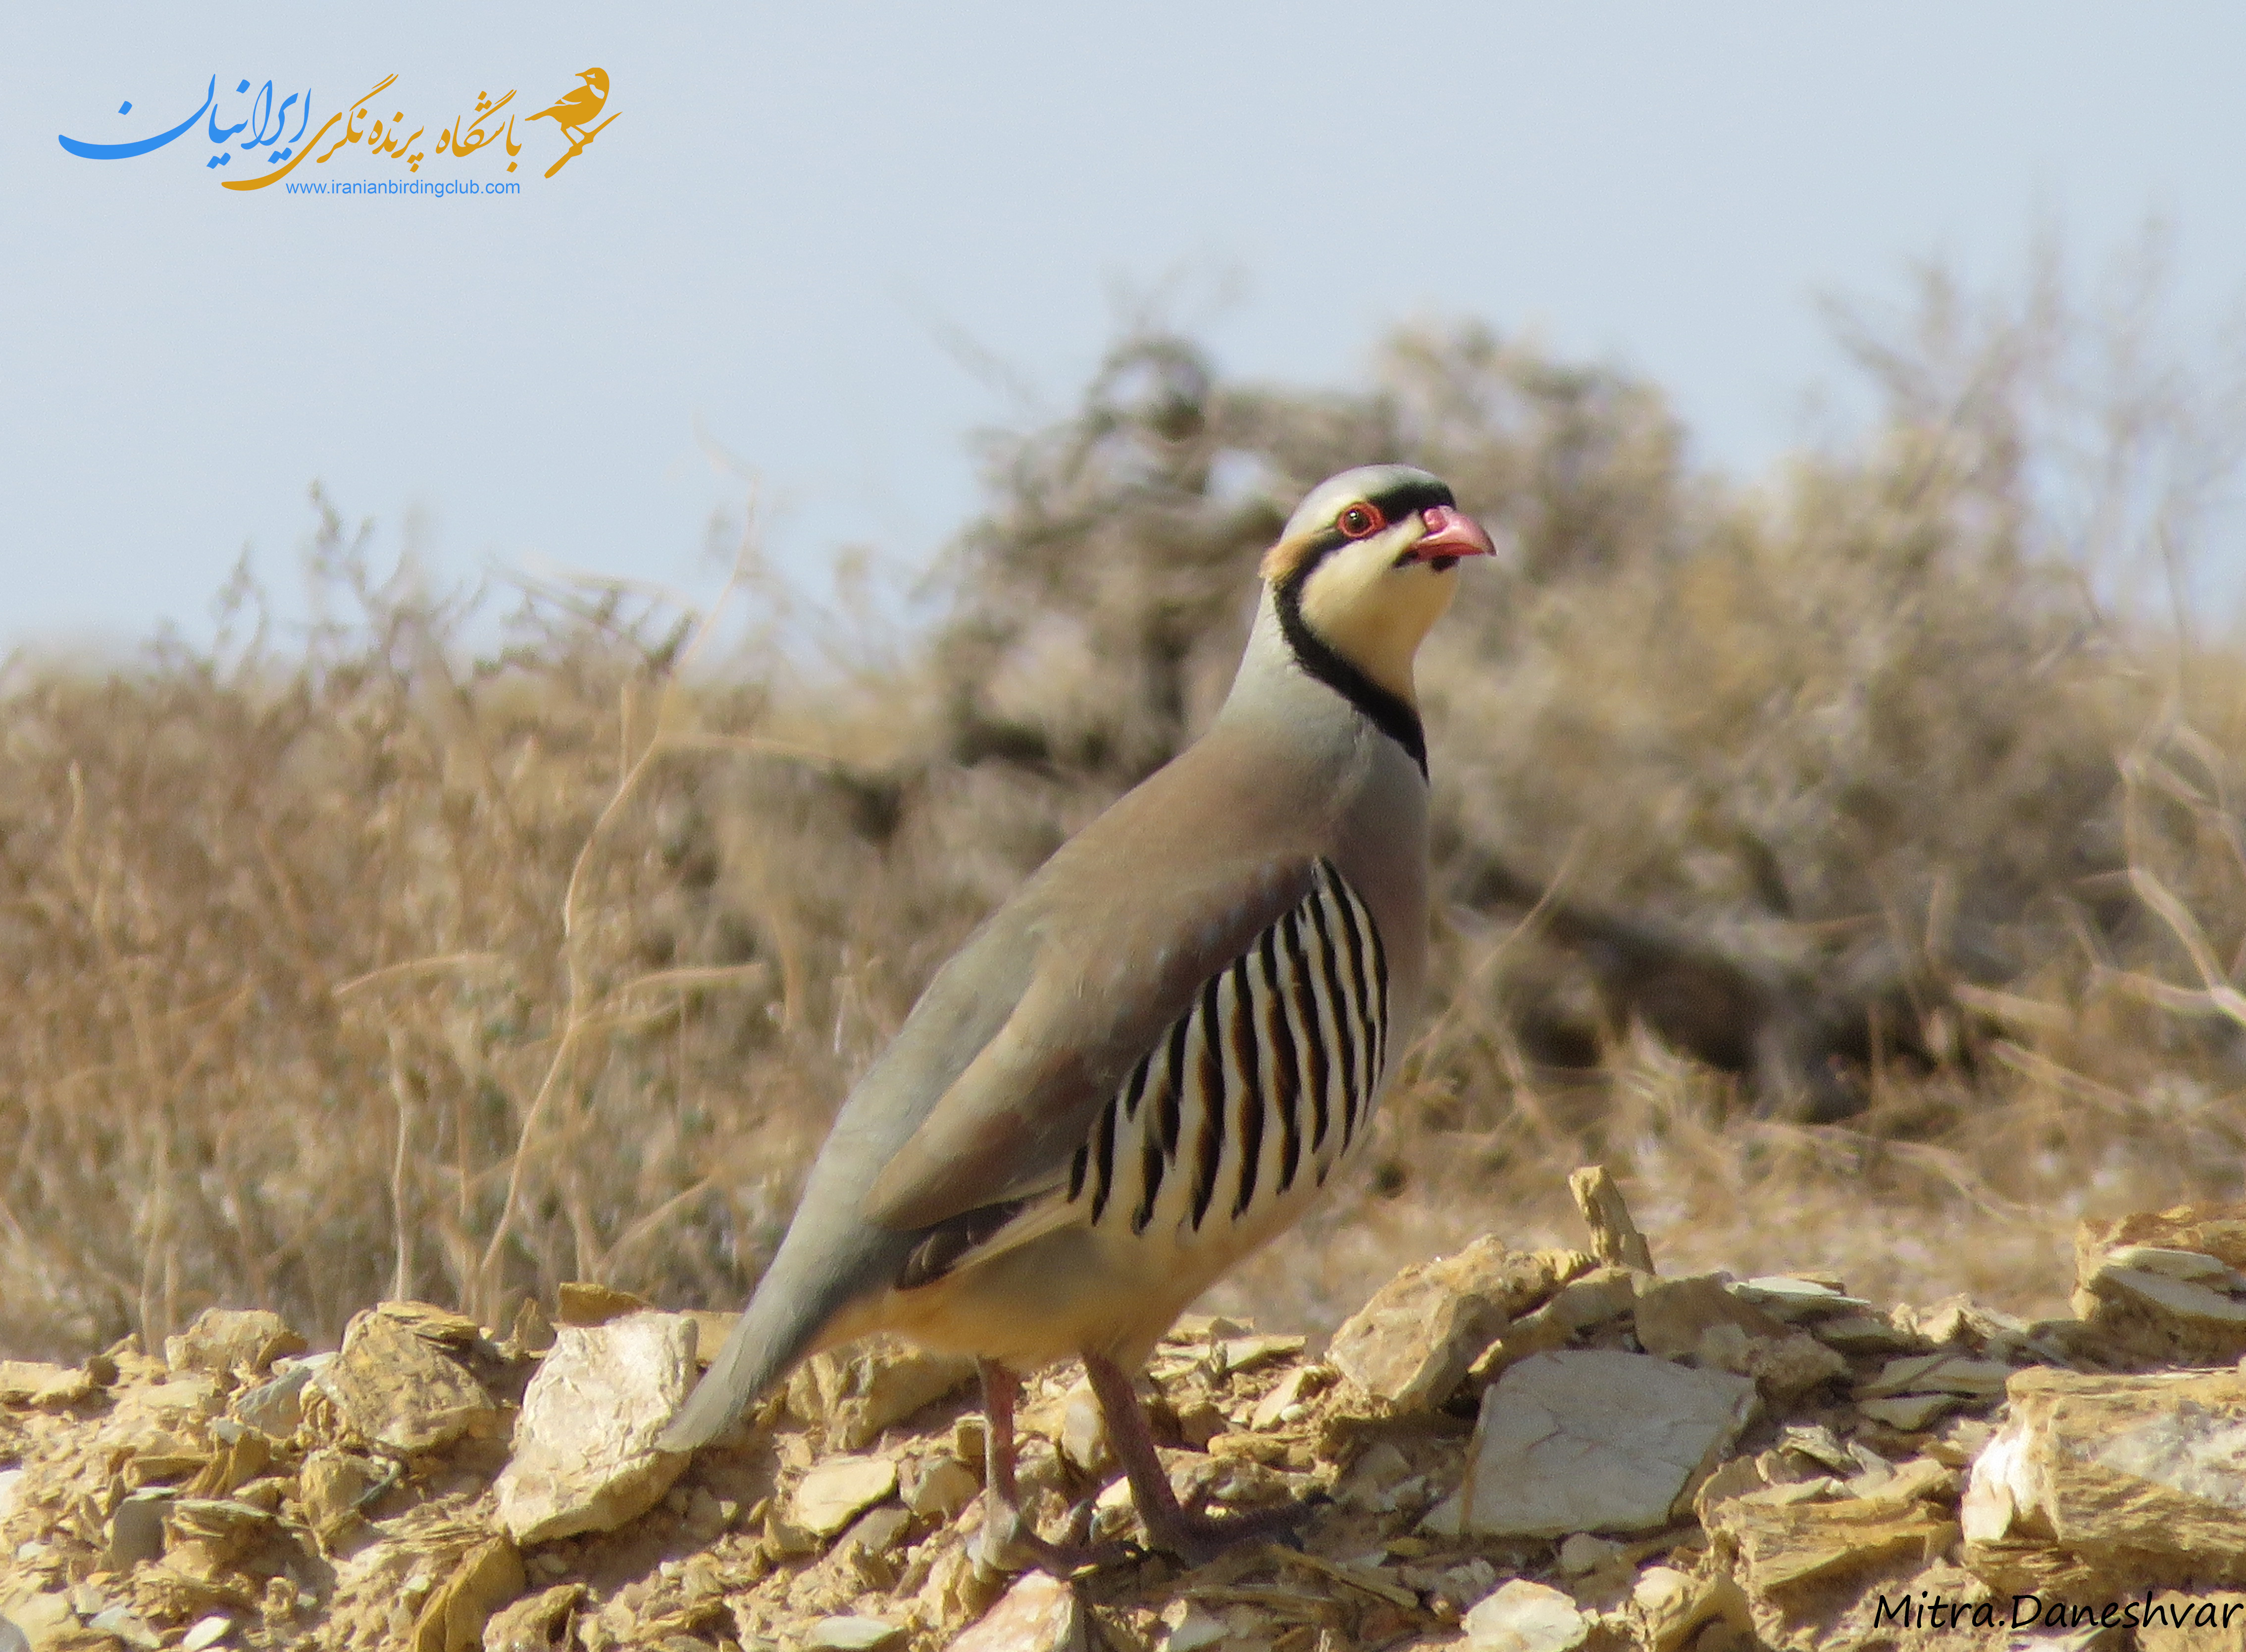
(581, 68), (610, 93)
(1261, 464), (1495, 704)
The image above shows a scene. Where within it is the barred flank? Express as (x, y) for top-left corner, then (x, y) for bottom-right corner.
(1071, 860), (1390, 1239)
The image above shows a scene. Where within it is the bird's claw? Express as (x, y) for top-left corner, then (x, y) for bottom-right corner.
(972, 1500), (1132, 1578)
(1137, 1493), (1328, 1569)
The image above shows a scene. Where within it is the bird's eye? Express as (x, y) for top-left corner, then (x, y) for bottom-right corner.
(1337, 503), (1385, 538)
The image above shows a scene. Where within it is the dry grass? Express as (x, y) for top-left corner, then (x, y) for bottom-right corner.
(6, 254), (2246, 1361)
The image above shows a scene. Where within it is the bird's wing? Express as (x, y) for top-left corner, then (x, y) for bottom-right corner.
(858, 851), (1319, 1232)
(526, 91), (588, 123)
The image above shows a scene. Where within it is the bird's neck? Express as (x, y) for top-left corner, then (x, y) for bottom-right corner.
(1226, 592), (1428, 778)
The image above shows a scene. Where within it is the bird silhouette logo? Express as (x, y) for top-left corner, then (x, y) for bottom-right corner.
(527, 67), (616, 177)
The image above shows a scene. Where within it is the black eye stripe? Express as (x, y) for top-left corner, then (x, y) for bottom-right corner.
(1364, 478), (1455, 520)
(1305, 478), (1458, 561)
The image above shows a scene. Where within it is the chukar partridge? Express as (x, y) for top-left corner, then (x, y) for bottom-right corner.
(660, 465), (1495, 1568)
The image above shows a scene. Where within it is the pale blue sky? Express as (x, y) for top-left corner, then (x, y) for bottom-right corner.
(3, 3), (2241, 646)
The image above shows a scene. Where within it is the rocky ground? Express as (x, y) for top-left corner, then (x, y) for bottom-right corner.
(5, 1171), (2246, 1652)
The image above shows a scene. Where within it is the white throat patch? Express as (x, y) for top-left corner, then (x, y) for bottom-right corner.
(1296, 535), (1459, 703)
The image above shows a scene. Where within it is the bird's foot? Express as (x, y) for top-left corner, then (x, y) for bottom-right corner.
(1135, 1491), (1329, 1569)
(972, 1494), (1133, 1578)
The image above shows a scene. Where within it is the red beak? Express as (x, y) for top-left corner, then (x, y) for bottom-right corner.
(1406, 504), (1497, 563)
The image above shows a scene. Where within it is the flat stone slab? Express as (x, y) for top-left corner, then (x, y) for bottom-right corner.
(791, 1453), (900, 1538)
(495, 1310), (694, 1544)
(803, 1615), (904, 1650)
(1427, 1349), (1757, 1538)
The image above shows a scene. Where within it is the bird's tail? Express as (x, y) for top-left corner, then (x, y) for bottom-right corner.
(658, 1197), (908, 1451)
(659, 1267), (833, 1450)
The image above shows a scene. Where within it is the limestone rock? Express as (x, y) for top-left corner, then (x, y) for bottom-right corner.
(1808, 1314), (1924, 1355)
(479, 1583), (585, 1652)
(0, 1362), (95, 1409)
(790, 1453), (900, 1538)
(1633, 1275), (1848, 1398)
(0, 1599), (67, 1652)
(2072, 1203), (2246, 1366)
(1628, 1565), (1727, 1652)
(408, 1535), (523, 1652)
(1719, 1558), (2002, 1652)
(299, 1446), (383, 1540)
(1469, 1267), (1642, 1386)
(494, 1310), (694, 1544)
(948, 1573), (1086, 1652)
(229, 1356), (326, 1438)
(1214, 1333), (1305, 1375)
(1633, 1273), (1787, 1360)
(1705, 1489), (1956, 1616)
(160, 1496), (293, 1591)
(105, 1489), (172, 1570)
(1426, 1349), (1757, 1537)
(1744, 1332), (1851, 1400)
(553, 1281), (652, 1326)
(1703, 1449), (1969, 1651)
(1557, 1533), (1625, 1576)
(1058, 1386), (1109, 1473)
(163, 1310), (306, 1379)
(786, 1334), (975, 1450)
(316, 1302), (499, 1454)
(901, 1453), (981, 1519)
(804, 1615), (904, 1650)
(1459, 1578), (1591, 1651)
(1155, 1602), (1229, 1650)
(1858, 1394), (1954, 1432)
(2138, 1591), (2246, 1651)
(1962, 1364), (2246, 1591)
(1249, 1362), (1330, 1430)
(1857, 1351), (2011, 1399)
(1329, 1239), (1593, 1412)
(1731, 1277), (1875, 1321)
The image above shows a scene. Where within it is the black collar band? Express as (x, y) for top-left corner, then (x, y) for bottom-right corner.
(1273, 579), (1428, 776)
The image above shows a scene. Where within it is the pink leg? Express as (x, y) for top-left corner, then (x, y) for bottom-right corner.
(973, 1359), (1122, 1576)
(1081, 1351), (1324, 1567)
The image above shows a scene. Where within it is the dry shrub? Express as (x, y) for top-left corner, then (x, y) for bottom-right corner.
(5, 250), (2246, 1360)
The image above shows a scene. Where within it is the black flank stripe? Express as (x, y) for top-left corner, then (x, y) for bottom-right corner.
(1121, 1057), (1151, 1123)
(1307, 878), (1358, 1132)
(1328, 869), (1374, 1147)
(1159, 1018), (1189, 1160)
(1068, 1141), (1089, 1204)
(1091, 1095), (1120, 1225)
(1134, 1135), (1165, 1234)
(1283, 909), (1331, 1152)
(1259, 929), (1303, 1194)
(1189, 976), (1226, 1230)
(1337, 877), (1383, 1088)
(1364, 888), (1390, 1078)
(1229, 956), (1264, 1220)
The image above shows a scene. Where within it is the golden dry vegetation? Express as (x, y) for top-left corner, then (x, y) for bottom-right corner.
(6, 256), (2246, 1363)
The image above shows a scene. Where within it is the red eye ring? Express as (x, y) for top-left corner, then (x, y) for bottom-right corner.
(1337, 502), (1385, 539)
